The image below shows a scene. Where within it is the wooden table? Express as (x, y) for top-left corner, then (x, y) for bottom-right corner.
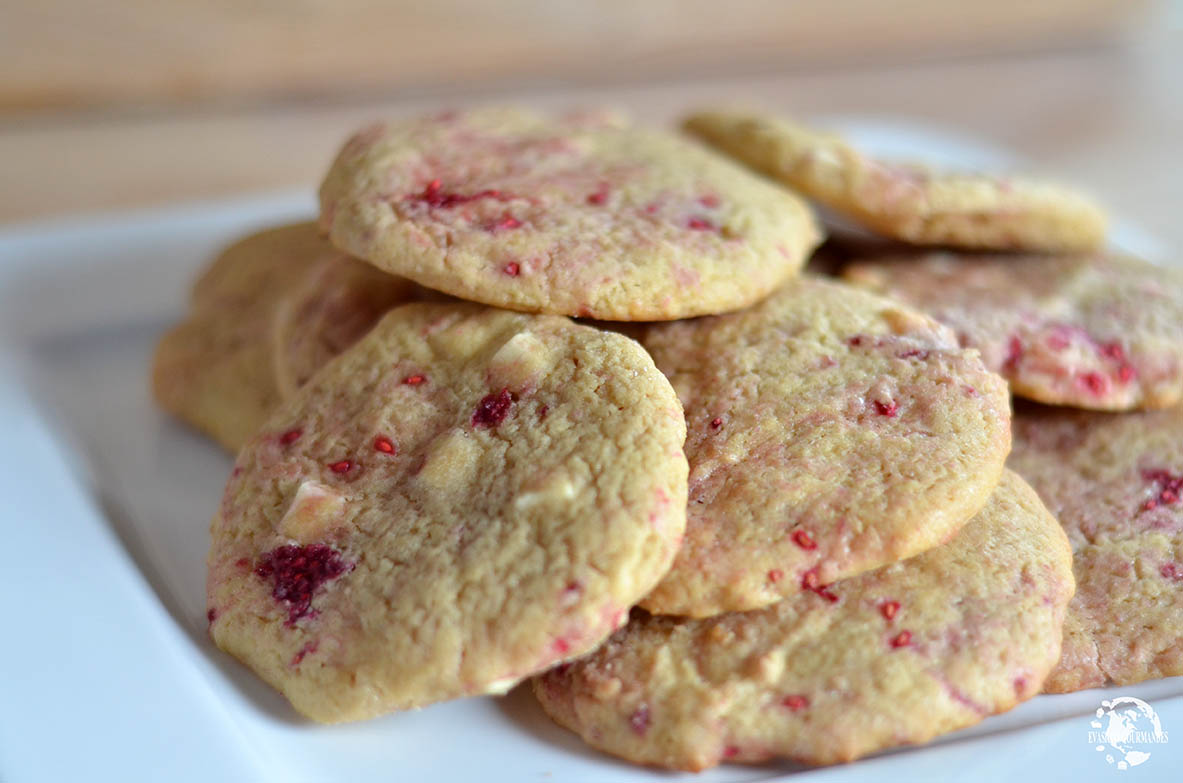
(2, 34), (1179, 249)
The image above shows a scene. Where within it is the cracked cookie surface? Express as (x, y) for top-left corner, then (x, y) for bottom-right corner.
(319, 107), (821, 320)
(638, 277), (1011, 617)
(534, 471), (1073, 770)
(207, 303), (688, 721)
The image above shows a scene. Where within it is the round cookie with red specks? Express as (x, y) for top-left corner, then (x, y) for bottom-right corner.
(318, 107), (822, 321)
(152, 222), (419, 451)
(637, 276), (1011, 617)
(684, 109), (1106, 253)
(534, 470), (1073, 771)
(206, 303), (689, 722)
(1008, 403), (1183, 693)
(844, 252), (1183, 411)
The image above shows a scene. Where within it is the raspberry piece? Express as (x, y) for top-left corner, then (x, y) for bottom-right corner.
(472, 388), (514, 428)
(255, 544), (351, 625)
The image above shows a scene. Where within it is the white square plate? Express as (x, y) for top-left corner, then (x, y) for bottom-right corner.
(0, 121), (1178, 782)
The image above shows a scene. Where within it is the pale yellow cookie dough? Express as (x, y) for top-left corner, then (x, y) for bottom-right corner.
(319, 107), (822, 321)
(151, 222), (417, 451)
(207, 303), (689, 722)
(1009, 404), (1183, 692)
(639, 277), (1011, 617)
(684, 109), (1106, 252)
(534, 471), (1073, 770)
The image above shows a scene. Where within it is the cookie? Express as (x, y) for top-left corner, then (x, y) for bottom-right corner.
(152, 222), (417, 451)
(318, 107), (822, 321)
(683, 109), (1107, 253)
(206, 303), (689, 722)
(844, 252), (1183, 411)
(534, 471), (1073, 770)
(1008, 404), (1183, 692)
(638, 277), (1011, 617)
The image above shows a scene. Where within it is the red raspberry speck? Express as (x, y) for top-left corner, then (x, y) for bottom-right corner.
(493, 215), (521, 231)
(801, 568), (839, 602)
(723, 745), (740, 759)
(373, 436), (396, 454)
(768, 569), (784, 583)
(412, 179), (504, 208)
(1046, 332), (1071, 351)
(291, 641), (318, 666)
(686, 217), (714, 231)
(628, 706), (651, 735)
(472, 388), (514, 428)
(709, 416), (724, 430)
(1080, 372), (1108, 395)
(502, 261), (521, 277)
(1003, 335), (1023, 370)
(279, 428), (303, 445)
(1161, 563), (1182, 581)
(847, 335), (866, 347)
(328, 460), (353, 474)
(554, 638), (572, 655)
(782, 694), (809, 711)
(403, 374), (427, 386)
(254, 544), (351, 626)
(890, 630), (912, 648)
(880, 600), (901, 621)
(206, 608), (218, 624)
(1142, 468), (1183, 512)
(1101, 342), (1126, 362)
(873, 399), (899, 417)
(792, 530), (817, 550)
(587, 187), (609, 205)
(1100, 341), (1135, 384)
(699, 194), (720, 208)
(898, 349), (929, 360)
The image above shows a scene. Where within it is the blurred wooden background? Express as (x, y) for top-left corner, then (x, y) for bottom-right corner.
(1, 0), (1149, 111)
(1, 0), (1179, 250)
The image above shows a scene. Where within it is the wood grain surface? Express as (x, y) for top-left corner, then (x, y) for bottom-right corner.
(2, 0), (1146, 110)
(2, 34), (1179, 251)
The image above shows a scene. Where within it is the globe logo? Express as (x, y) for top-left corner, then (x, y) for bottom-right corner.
(1089, 696), (1169, 770)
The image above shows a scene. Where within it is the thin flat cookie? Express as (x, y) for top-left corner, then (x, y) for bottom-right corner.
(684, 109), (1106, 253)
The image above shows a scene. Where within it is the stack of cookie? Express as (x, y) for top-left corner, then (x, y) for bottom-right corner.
(151, 106), (1183, 771)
